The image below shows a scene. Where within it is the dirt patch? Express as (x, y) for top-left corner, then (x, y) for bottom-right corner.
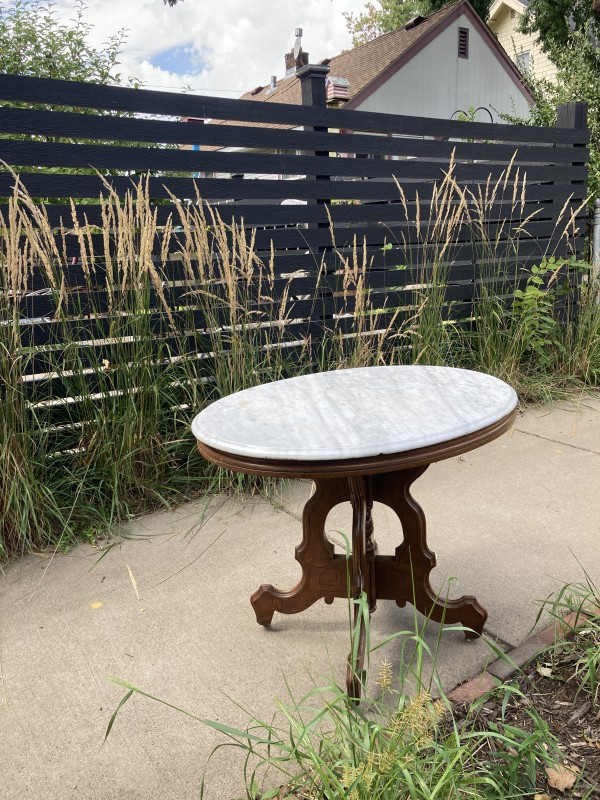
(453, 630), (600, 799)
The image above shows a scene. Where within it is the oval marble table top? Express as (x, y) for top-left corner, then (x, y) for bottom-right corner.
(191, 366), (518, 462)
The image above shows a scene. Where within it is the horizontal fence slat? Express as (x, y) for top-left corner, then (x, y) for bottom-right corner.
(8, 215), (586, 265)
(8, 209), (585, 261)
(0, 172), (587, 204)
(1, 140), (588, 182)
(0, 74), (588, 144)
(2, 193), (582, 233)
(0, 106), (587, 165)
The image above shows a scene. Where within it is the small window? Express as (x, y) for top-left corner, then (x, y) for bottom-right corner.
(516, 50), (530, 72)
(510, 9), (516, 19)
(458, 27), (469, 59)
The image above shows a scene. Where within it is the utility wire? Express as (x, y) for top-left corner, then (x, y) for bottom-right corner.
(140, 82), (251, 93)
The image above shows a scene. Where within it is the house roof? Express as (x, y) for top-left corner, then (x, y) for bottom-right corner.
(236, 3), (453, 110)
(207, 0), (531, 134)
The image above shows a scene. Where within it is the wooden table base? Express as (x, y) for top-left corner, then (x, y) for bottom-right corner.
(251, 466), (487, 700)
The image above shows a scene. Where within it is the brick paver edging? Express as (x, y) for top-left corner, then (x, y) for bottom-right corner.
(447, 611), (595, 704)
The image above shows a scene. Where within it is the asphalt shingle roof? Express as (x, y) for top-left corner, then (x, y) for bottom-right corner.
(240, 4), (453, 108)
(208, 2), (459, 133)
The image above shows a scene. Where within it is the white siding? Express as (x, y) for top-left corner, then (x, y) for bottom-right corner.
(355, 16), (531, 122)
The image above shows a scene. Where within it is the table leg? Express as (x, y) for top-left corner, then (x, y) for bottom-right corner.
(373, 466), (487, 638)
(346, 475), (372, 700)
(251, 478), (349, 625)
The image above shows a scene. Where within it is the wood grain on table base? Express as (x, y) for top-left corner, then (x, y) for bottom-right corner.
(197, 411), (513, 698)
(249, 469), (487, 634)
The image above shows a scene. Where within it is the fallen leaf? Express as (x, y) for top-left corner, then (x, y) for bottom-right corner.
(537, 665), (553, 678)
(585, 738), (600, 750)
(90, 601), (103, 610)
(534, 794), (551, 800)
(546, 763), (580, 792)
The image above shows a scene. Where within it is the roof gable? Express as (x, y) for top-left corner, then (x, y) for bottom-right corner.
(489, 0), (527, 23)
(345, 0), (533, 110)
(239, 1), (531, 111)
(239, 3), (456, 108)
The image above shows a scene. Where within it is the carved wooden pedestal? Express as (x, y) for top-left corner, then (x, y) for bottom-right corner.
(250, 467), (487, 699)
(197, 408), (516, 702)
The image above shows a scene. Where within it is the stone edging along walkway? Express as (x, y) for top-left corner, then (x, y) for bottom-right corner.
(447, 611), (594, 703)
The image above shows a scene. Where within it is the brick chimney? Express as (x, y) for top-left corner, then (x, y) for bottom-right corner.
(285, 49), (309, 76)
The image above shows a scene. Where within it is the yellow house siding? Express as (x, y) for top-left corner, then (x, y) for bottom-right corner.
(489, 6), (557, 83)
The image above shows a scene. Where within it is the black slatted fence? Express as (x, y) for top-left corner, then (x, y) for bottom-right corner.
(0, 70), (590, 417)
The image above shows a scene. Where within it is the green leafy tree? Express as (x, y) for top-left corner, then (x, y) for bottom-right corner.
(344, 1), (429, 46)
(0, 2), (149, 193)
(344, 0), (492, 46)
(520, 0), (600, 57)
(428, 0), (491, 21)
(510, 1), (600, 200)
(0, 0), (133, 85)
(503, 32), (600, 200)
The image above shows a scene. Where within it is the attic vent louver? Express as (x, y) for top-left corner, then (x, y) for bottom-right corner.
(458, 27), (469, 58)
(404, 15), (424, 30)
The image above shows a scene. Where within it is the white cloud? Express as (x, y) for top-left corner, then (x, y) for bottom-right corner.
(52, 0), (369, 96)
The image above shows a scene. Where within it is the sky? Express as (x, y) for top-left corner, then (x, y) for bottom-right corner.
(51, 0), (370, 97)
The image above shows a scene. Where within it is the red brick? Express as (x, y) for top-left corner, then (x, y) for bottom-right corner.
(537, 611), (592, 645)
(448, 671), (499, 703)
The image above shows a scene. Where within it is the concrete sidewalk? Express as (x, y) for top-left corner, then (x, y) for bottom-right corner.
(1, 395), (599, 800)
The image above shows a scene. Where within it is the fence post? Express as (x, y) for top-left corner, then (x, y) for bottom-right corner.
(556, 101), (588, 132)
(297, 64), (330, 245)
(556, 102), (589, 301)
(298, 63), (329, 115)
(556, 102), (588, 193)
(556, 101), (588, 203)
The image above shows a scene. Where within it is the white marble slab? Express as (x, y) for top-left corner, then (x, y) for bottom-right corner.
(191, 366), (518, 461)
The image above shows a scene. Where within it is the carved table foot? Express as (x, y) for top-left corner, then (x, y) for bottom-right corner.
(250, 478), (349, 625)
(372, 467), (487, 638)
